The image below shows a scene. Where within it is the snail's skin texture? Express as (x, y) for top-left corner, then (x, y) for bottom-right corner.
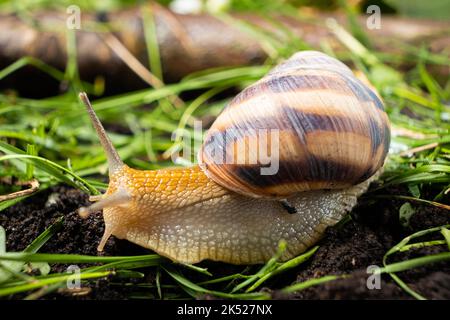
(98, 165), (379, 265)
(78, 51), (390, 265)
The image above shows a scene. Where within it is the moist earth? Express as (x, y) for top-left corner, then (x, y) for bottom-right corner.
(2, 184), (449, 299)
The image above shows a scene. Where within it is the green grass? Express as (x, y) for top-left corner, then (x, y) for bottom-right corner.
(0, 1), (449, 300)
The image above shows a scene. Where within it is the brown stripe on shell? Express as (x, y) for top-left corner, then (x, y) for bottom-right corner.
(201, 106), (388, 198)
(382, 122), (391, 156)
(230, 72), (385, 112)
(282, 107), (366, 141)
(202, 107), (387, 165)
(304, 131), (372, 180)
(212, 155), (369, 197)
(200, 51), (390, 198)
(358, 121), (390, 183)
(377, 110), (391, 158)
(218, 89), (381, 131)
(266, 73), (377, 104)
(367, 115), (384, 155)
(207, 107), (378, 139)
(338, 72), (385, 111)
(284, 104), (388, 164)
(201, 131), (377, 198)
(285, 106), (388, 182)
(283, 107), (386, 165)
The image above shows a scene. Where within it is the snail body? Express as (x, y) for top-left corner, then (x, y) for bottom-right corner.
(79, 51), (390, 265)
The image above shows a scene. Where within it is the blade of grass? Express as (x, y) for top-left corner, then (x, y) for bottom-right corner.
(177, 263), (212, 277)
(246, 246), (319, 292)
(0, 271), (112, 297)
(142, 4), (163, 81)
(231, 240), (287, 293)
(382, 225), (450, 299)
(0, 57), (64, 81)
(381, 252), (450, 274)
(282, 275), (344, 294)
(0, 252), (165, 264)
(0, 143), (98, 194)
(399, 240), (447, 252)
(25, 217), (64, 254)
(440, 228), (450, 251)
(162, 266), (270, 300)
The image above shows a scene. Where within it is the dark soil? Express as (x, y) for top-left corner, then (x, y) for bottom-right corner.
(1, 184), (449, 300)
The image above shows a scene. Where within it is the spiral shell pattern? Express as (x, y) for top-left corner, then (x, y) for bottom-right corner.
(199, 51), (390, 198)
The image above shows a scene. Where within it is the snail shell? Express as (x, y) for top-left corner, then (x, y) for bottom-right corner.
(199, 51), (390, 198)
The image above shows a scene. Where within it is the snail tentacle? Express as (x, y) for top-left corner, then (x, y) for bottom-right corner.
(79, 92), (124, 175)
(78, 186), (131, 219)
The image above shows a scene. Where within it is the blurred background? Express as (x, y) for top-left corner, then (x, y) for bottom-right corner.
(0, 0), (449, 97)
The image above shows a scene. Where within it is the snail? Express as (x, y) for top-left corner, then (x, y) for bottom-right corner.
(78, 51), (390, 265)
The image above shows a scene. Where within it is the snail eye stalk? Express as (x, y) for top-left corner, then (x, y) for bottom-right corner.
(78, 92), (124, 175)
